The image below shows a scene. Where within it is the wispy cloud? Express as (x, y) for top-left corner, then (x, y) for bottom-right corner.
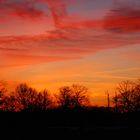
(0, 0), (47, 21)
(104, 1), (140, 33)
(1, 0), (140, 68)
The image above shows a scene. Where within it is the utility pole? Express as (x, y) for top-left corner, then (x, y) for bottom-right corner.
(114, 91), (118, 113)
(105, 91), (110, 112)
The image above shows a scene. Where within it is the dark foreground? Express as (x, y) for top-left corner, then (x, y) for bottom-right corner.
(1, 109), (140, 140)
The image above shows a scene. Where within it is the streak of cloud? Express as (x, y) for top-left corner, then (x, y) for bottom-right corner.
(104, 0), (140, 33)
(0, 0), (140, 68)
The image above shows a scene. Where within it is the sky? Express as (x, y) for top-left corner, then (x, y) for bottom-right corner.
(0, 0), (140, 106)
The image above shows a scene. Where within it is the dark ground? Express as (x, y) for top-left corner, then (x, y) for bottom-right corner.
(0, 109), (140, 140)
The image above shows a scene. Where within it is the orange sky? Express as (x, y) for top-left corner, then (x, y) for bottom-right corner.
(0, 0), (140, 106)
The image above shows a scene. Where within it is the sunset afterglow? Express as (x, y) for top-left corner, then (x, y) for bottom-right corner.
(0, 0), (140, 106)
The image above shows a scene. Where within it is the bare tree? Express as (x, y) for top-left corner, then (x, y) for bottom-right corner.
(57, 84), (90, 109)
(71, 84), (89, 108)
(131, 80), (140, 111)
(0, 81), (7, 98)
(57, 86), (73, 109)
(15, 84), (53, 111)
(0, 95), (20, 112)
(0, 81), (8, 110)
(112, 80), (140, 113)
(113, 91), (119, 113)
(34, 90), (52, 111)
(0, 83), (90, 112)
(15, 83), (38, 111)
(0, 83), (53, 112)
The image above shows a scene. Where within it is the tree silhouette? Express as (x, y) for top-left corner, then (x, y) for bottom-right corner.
(0, 81), (7, 98)
(34, 90), (52, 111)
(131, 80), (140, 111)
(0, 81), (8, 110)
(0, 95), (20, 112)
(70, 84), (89, 108)
(0, 83), (53, 112)
(112, 80), (140, 113)
(57, 86), (73, 109)
(57, 84), (89, 109)
(15, 83), (38, 111)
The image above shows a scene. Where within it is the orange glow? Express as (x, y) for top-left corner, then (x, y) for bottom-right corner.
(0, 0), (140, 106)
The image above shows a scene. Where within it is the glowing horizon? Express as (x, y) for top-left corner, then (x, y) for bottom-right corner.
(0, 0), (140, 106)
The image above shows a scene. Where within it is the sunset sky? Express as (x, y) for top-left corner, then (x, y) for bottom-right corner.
(0, 0), (140, 106)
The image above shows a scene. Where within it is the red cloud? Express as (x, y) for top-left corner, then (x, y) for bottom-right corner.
(0, 53), (81, 68)
(0, 0), (46, 21)
(0, 28), (140, 68)
(104, 5), (140, 33)
(46, 0), (67, 25)
(0, 0), (75, 23)
(0, 0), (101, 28)
(12, 7), (46, 20)
(1, 0), (140, 68)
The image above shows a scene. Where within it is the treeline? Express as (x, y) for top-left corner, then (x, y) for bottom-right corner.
(0, 79), (140, 113)
(0, 84), (89, 112)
